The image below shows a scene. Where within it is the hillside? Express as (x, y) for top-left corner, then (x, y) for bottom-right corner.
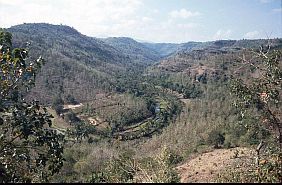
(2, 23), (281, 183)
(143, 39), (282, 58)
(102, 37), (161, 64)
(176, 147), (255, 183)
(142, 42), (181, 57)
(6, 23), (282, 105)
(8, 23), (153, 104)
(153, 38), (282, 75)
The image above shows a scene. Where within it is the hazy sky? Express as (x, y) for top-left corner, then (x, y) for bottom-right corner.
(0, 0), (281, 43)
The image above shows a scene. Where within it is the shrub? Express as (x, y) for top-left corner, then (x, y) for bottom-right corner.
(207, 130), (225, 148)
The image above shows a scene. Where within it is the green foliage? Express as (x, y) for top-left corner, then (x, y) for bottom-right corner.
(88, 146), (180, 183)
(51, 95), (64, 115)
(230, 48), (282, 147)
(227, 46), (282, 182)
(8, 23), (153, 104)
(89, 150), (136, 183)
(0, 29), (65, 182)
(145, 97), (157, 114)
(136, 146), (181, 183)
(223, 115), (271, 148)
(65, 94), (78, 105)
(207, 129), (225, 148)
(159, 147), (183, 166)
(66, 121), (96, 142)
(103, 37), (161, 65)
(64, 111), (80, 123)
(4, 23), (281, 183)
(250, 145), (281, 183)
(255, 149), (282, 183)
(183, 83), (203, 99)
(217, 145), (282, 183)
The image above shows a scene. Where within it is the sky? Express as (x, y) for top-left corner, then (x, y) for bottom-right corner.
(0, 0), (281, 43)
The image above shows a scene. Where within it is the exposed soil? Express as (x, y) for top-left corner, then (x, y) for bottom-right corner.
(88, 117), (101, 126)
(175, 147), (255, 183)
(63, 103), (83, 110)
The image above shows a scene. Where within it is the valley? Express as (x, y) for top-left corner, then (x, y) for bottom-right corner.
(1, 23), (281, 183)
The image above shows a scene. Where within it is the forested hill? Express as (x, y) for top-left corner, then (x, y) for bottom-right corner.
(7, 23), (282, 105)
(142, 42), (181, 57)
(143, 38), (282, 57)
(9, 23), (132, 68)
(102, 37), (161, 64)
(7, 23), (159, 104)
(155, 38), (282, 72)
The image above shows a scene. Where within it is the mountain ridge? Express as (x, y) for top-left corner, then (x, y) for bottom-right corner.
(5, 23), (282, 104)
(8, 23), (282, 59)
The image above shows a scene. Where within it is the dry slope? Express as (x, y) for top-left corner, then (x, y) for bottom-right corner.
(176, 147), (256, 183)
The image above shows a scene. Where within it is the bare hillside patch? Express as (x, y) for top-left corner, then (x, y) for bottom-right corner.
(176, 147), (255, 183)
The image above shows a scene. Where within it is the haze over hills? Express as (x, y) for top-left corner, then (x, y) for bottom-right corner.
(143, 39), (282, 57)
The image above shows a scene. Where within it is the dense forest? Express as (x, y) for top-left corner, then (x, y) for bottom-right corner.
(0, 23), (281, 183)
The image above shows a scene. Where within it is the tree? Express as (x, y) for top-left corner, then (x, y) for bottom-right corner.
(207, 130), (225, 148)
(66, 121), (95, 142)
(65, 94), (78, 104)
(230, 46), (281, 148)
(64, 111), (80, 123)
(183, 83), (202, 99)
(229, 45), (282, 182)
(0, 29), (65, 182)
(51, 95), (64, 115)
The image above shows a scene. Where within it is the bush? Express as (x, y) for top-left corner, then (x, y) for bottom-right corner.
(52, 96), (64, 115)
(183, 84), (203, 99)
(65, 94), (79, 104)
(91, 150), (136, 183)
(64, 111), (80, 123)
(88, 147), (181, 183)
(207, 130), (225, 148)
(135, 146), (180, 183)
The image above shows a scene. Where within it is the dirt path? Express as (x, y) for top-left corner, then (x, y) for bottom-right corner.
(175, 147), (255, 183)
(64, 103), (83, 110)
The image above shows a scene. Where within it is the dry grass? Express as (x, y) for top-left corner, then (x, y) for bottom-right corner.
(176, 147), (255, 183)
